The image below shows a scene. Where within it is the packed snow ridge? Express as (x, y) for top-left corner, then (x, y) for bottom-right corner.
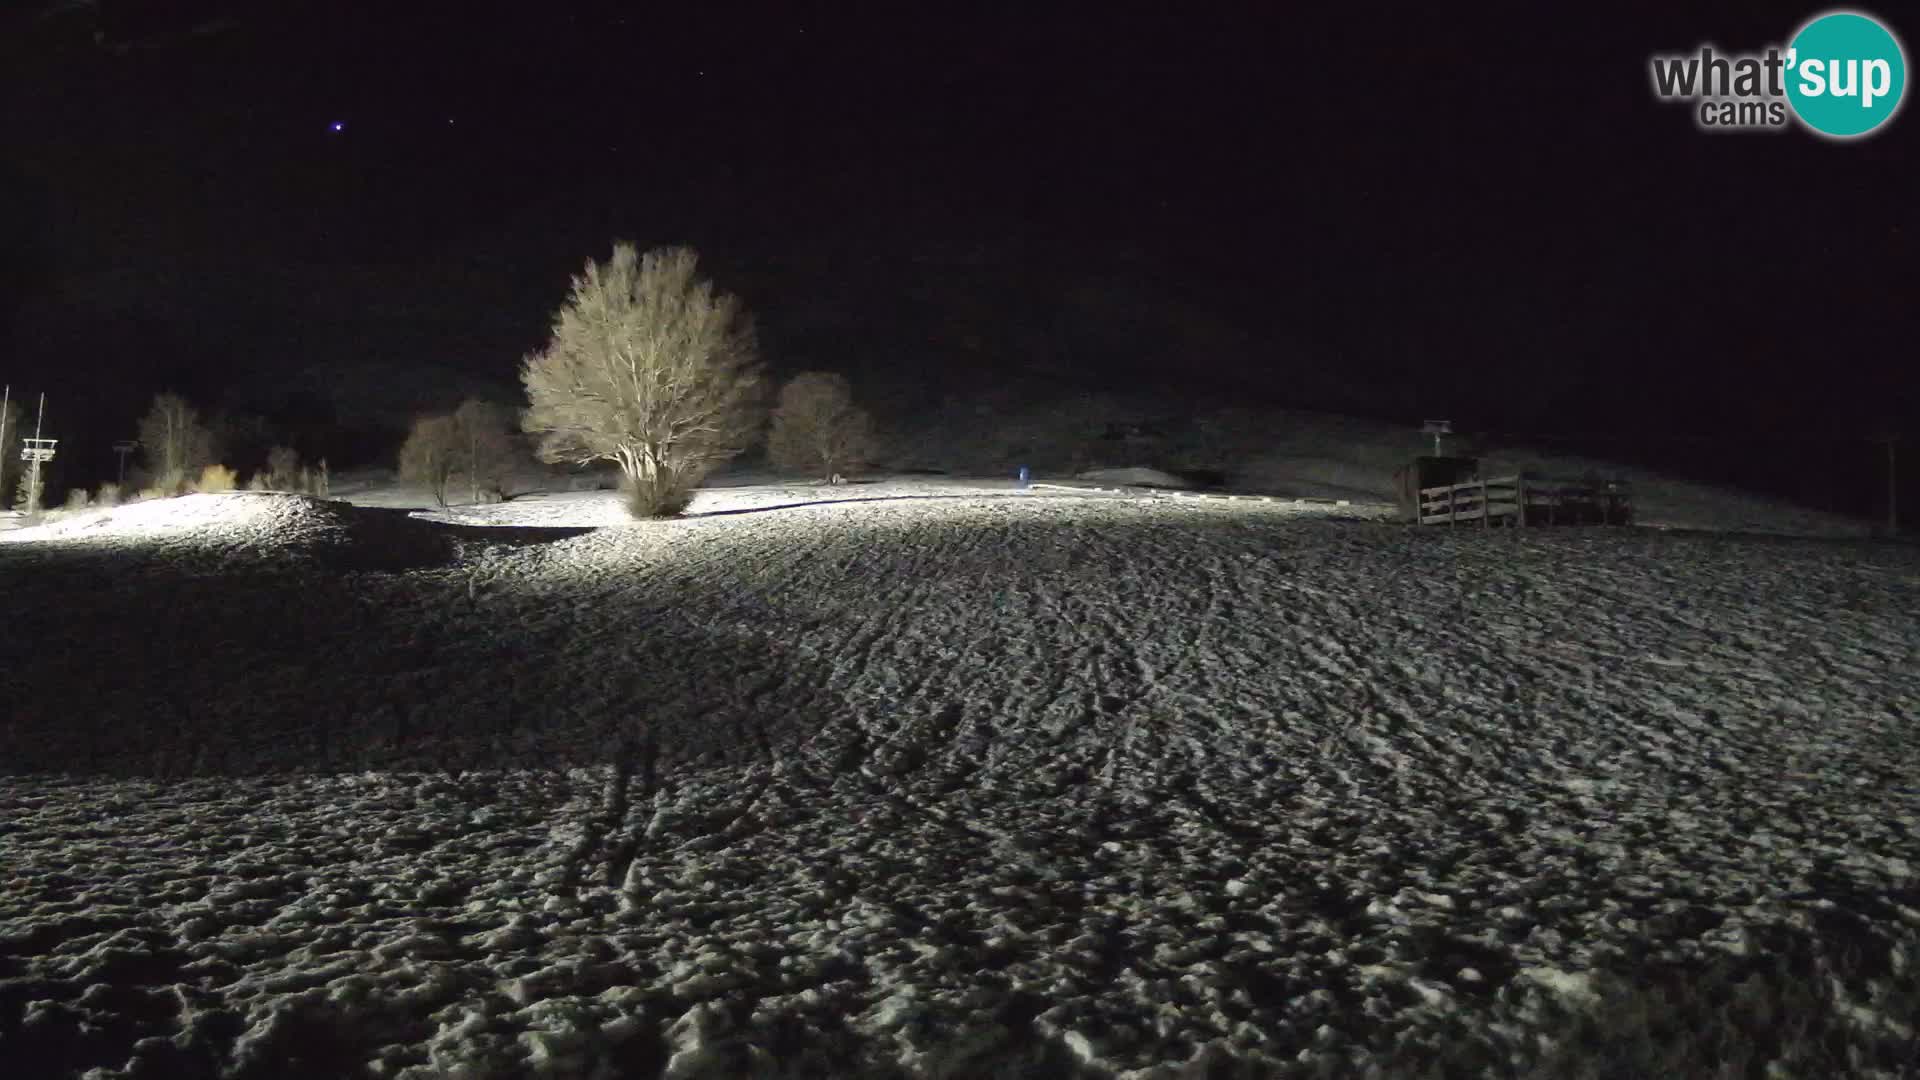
(2, 483), (1917, 1078)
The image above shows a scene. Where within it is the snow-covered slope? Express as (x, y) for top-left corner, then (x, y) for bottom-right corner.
(2, 489), (1917, 1077)
(865, 390), (1877, 538)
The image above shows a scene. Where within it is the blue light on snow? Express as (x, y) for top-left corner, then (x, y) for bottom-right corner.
(329, 121), (345, 133)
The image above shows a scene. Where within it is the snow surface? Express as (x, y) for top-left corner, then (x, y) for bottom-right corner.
(2, 485), (1918, 1077)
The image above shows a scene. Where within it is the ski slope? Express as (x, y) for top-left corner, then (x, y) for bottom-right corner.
(2, 486), (1917, 1077)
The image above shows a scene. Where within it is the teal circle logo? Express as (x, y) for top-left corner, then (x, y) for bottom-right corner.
(1786, 11), (1907, 138)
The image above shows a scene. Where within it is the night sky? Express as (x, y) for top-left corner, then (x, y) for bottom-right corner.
(2, 1), (1913, 508)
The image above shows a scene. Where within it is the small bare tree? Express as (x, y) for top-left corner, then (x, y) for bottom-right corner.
(0, 399), (20, 505)
(521, 244), (764, 517)
(137, 393), (217, 494)
(453, 399), (516, 504)
(266, 445), (302, 490)
(398, 414), (460, 507)
(767, 372), (878, 483)
(194, 464), (238, 493)
(13, 461), (44, 514)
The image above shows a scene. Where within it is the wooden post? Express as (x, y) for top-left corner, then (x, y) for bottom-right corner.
(1448, 483), (1457, 526)
(1516, 474), (1528, 527)
(1481, 478), (1490, 529)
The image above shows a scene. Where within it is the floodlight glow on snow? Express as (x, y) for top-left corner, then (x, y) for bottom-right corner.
(0, 493), (303, 553)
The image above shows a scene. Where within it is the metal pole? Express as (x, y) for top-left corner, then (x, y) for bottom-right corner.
(29, 393), (44, 513)
(0, 385), (9, 499)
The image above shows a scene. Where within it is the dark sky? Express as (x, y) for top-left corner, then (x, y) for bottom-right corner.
(2, 1), (1914, 486)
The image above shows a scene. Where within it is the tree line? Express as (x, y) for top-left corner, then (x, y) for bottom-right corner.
(13, 242), (876, 519)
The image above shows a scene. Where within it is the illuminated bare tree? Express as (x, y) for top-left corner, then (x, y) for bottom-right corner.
(0, 398), (20, 505)
(521, 244), (764, 517)
(136, 392), (216, 493)
(767, 371), (877, 482)
(398, 414), (460, 508)
(194, 464), (237, 493)
(452, 398), (516, 503)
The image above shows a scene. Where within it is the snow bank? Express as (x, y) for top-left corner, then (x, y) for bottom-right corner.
(7, 491), (336, 543)
(0, 491), (456, 572)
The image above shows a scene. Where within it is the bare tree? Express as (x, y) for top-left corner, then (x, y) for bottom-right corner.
(398, 414), (460, 507)
(0, 398), (20, 505)
(521, 244), (764, 517)
(453, 399), (516, 504)
(266, 445), (302, 490)
(767, 372), (878, 482)
(136, 393), (216, 493)
(194, 464), (237, 493)
(12, 456), (44, 514)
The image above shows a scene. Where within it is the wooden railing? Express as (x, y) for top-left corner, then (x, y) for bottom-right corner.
(1417, 474), (1631, 527)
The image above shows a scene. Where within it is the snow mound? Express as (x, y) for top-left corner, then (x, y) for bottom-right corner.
(1, 493), (456, 570)
(1077, 467), (1194, 489)
(10, 492), (326, 537)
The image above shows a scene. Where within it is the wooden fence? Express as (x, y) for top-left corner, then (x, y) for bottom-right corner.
(1417, 474), (1632, 527)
